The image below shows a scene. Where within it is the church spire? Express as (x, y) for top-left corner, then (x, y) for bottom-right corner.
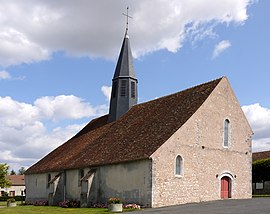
(108, 7), (138, 123)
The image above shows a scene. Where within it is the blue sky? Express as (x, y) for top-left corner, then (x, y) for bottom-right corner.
(0, 0), (269, 171)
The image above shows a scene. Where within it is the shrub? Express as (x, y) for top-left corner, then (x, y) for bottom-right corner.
(7, 198), (16, 203)
(253, 158), (270, 182)
(0, 196), (25, 201)
(59, 199), (80, 208)
(91, 203), (108, 208)
(33, 200), (48, 206)
(123, 203), (141, 209)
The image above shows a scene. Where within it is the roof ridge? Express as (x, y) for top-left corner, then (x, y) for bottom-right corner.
(134, 76), (224, 108)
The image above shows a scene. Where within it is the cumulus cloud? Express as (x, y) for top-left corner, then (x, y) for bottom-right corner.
(101, 86), (112, 101)
(242, 103), (270, 152)
(34, 95), (98, 121)
(212, 40), (231, 58)
(0, 0), (253, 66)
(0, 90), (109, 171)
(0, 70), (11, 80)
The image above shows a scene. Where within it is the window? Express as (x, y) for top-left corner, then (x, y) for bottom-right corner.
(131, 81), (136, 98)
(9, 191), (15, 197)
(224, 119), (230, 147)
(175, 155), (183, 176)
(120, 80), (127, 96)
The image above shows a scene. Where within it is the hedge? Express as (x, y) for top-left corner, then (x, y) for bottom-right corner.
(0, 196), (26, 201)
(252, 158), (270, 182)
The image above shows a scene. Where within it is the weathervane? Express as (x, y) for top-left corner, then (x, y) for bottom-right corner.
(122, 6), (132, 35)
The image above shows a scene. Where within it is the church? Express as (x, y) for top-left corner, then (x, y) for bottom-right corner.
(25, 26), (253, 208)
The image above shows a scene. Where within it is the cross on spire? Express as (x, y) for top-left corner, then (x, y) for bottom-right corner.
(122, 6), (132, 35)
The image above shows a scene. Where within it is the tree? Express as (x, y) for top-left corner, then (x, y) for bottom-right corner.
(10, 169), (16, 175)
(252, 158), (270, 182)
(18, 167), (26, 175)
(0, 163), (11, 188)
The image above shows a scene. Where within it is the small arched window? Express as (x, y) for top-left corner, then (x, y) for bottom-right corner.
(224, 119), (230, 147)
(175, 155), (183, 176)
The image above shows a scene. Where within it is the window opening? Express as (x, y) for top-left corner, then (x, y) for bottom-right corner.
(120, 80), (127, 96)
(224, 119), (230, 147)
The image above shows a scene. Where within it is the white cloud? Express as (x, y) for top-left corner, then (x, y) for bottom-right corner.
(0, 70), (11, 80)
(34, 95), (99, 121)
(0, 92), (109, 171)
(101, 86), (112, 101)
(0, 0), (253, 66)
(212, 40), (231, 58)
(0, 29), (50, 66)
(242, 103), (270, 152)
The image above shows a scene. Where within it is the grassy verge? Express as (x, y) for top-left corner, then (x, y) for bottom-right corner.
(253, 195), (270, 198)
(0, 205), (138, 213)
(0, 206), (110, 214)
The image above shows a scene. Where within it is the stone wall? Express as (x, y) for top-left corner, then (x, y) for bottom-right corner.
(25, 173), (50, 202)
(26, 159), (152, 207)
(91, 159), (152, 207)
(150, 77), (252, 207)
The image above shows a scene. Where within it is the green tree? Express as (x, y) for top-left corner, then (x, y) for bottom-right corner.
(0, 163), (11, 188)
(18, 167), (26, 175)
(10, 169), (16, 175)
(252, 158), (270, 182)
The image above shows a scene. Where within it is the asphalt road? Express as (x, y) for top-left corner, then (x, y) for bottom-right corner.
(132, 198), (270, 214)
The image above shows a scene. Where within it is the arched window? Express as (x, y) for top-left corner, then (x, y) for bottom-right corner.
(224, 119), (230, 147)
(175, 155), (183, 176)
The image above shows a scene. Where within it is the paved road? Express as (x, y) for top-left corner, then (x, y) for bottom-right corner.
(132, 198), (270, 214)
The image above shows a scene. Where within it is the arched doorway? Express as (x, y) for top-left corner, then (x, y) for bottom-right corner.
(221, 176), (231, 199)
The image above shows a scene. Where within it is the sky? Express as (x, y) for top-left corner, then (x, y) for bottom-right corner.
(0, 0), (269, 172)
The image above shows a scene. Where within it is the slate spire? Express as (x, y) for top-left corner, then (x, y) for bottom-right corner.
(108, 28), (138, 122)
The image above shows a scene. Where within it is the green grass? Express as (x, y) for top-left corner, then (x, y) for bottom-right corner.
(253, 194), (270, 198)
(0, 205), (138, 213)
(0, 206), (112, 214)
(0, 201), (22, 206)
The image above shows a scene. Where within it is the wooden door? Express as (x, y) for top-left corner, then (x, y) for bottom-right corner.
(221, 176), (230, 199)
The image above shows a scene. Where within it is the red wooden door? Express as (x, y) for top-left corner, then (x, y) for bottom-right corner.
(221, 176), (230, 199)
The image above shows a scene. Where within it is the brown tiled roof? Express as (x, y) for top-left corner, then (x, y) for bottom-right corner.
(6, 175), (25, 186)
(253, 150), (270, 162)
(26, 77), (222, 174)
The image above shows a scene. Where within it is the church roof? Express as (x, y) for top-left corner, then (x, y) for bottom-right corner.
(26, 77), (223, 174)
(113, 34), (136, 80)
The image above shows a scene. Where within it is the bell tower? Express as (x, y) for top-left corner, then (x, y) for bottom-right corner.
(108, 7), (138, 123)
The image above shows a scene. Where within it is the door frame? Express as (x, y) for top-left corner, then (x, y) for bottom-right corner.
(218, 172), (233, 199)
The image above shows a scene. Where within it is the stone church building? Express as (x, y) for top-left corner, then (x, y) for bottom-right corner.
(25, 29), (253, 207)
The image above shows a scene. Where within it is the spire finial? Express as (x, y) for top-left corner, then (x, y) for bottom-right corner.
(122, 6), (132, 36)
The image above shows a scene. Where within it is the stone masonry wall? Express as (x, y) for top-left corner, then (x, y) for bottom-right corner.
(151, 77), (253, 207)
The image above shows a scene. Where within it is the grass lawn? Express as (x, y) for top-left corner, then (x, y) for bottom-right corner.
(0, 205), (138, 213)
(253, 195), (270, 198)
(0, 206), (113, 214)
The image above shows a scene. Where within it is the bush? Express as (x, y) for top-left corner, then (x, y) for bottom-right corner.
(33, 200), (48, 206)
(0, 196), (25, 201)
(123, 203), (141, 209)
(253, 158), (270, 182)
(7, 198), (16, 203)
(59, 199), (80, 208)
